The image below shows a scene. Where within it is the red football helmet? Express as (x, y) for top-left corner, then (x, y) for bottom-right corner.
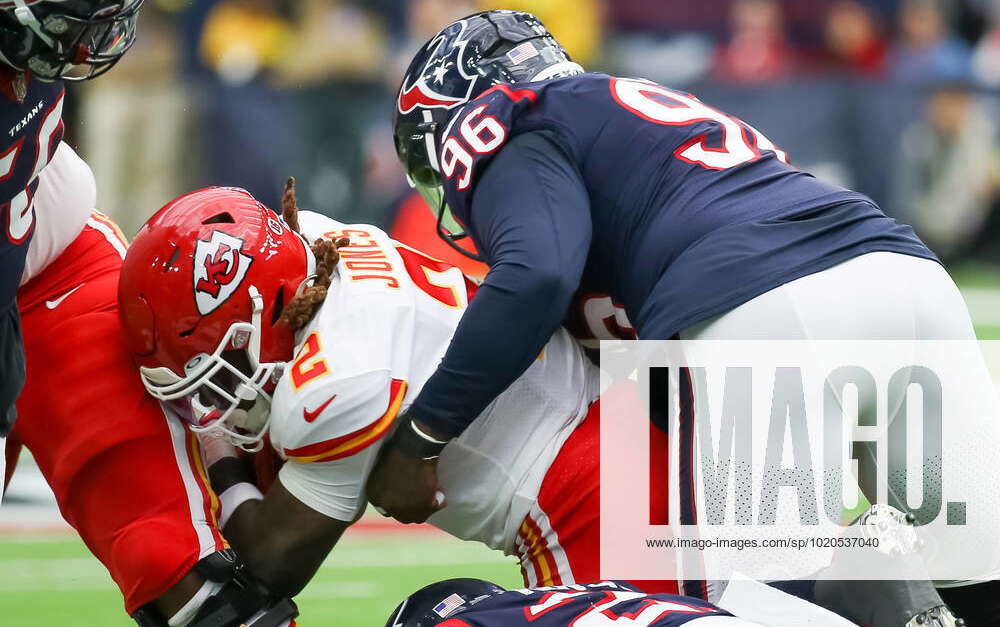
(118, 187), (314, 450)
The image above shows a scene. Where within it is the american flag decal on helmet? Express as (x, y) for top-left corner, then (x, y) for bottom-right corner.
(432, 593), (466, 617)
(506, 42), (539, 66)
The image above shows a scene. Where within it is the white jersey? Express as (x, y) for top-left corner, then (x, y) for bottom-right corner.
(21, 141), (96, 285)
(271, 212), (600, 551)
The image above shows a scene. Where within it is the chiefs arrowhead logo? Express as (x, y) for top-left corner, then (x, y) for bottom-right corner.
(193, 231), (253, 315)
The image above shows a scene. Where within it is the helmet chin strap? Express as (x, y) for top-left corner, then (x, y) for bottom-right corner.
(435, 194), (485, 262)
(11, 0), (56, 48)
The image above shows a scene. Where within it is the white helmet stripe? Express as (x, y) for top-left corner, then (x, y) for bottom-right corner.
(247, 285), (264, 363)
(530, 61), (585, 82)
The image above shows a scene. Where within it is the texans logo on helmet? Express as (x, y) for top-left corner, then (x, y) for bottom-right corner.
(193, 231), (253, 315)
(397, 19), (479, 114)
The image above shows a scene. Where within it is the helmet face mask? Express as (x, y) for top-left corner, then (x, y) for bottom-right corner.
(407, 170), (471, 250)
(140, 316), (281, 452)
(393, 10), (582, 261)
(0, 0), (143, 81)
(397, 116), (480, 259)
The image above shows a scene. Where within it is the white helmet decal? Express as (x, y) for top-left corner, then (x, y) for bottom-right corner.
(192, 230), (253, 315)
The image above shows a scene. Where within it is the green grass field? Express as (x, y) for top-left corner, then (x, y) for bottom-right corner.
(0, 532), (523, 625)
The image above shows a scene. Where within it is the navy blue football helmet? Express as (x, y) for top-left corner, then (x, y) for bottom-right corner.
(0, 0), (143, 81)
(392, 10), (582, 259)
(385, 578), (505, 627)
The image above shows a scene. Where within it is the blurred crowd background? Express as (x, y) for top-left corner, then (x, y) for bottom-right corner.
(64, 0), (1000, 268)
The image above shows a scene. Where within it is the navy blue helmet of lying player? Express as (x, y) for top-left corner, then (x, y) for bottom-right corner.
(387, 579), (749, 627)
(387, 578), (967, 627)
(373, 9), (996, 622)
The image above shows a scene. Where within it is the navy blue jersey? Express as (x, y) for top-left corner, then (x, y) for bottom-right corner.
(0, 69), (65, 432)
(0, 70), (65, 299)
(408, 73), (934, 437)
(438, 582), (734, 626)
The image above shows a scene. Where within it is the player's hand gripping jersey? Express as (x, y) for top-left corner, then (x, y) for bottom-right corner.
(269, 211), (599, 550)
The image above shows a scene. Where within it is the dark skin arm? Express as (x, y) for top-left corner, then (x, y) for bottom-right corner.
(140, 488), (337, 622)
(147, 571), (208, 620)
(210, 457), (349, 599)
(365, 425), (447, 524)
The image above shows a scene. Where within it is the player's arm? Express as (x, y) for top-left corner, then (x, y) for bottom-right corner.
(205, 456), (348, 600)
(406, 129), (592, 438)
(204, 370), (404, 598)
